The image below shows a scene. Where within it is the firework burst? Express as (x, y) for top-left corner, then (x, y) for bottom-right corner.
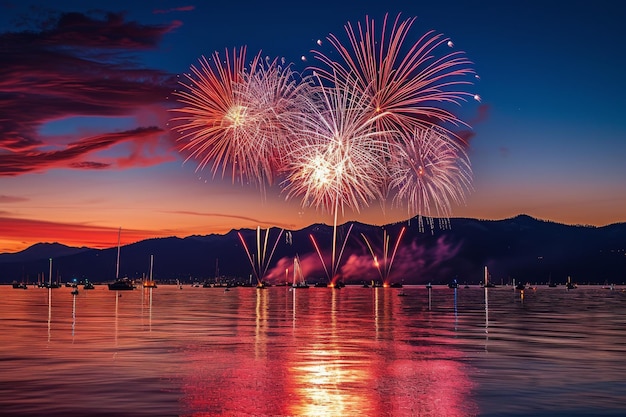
(281, 75), (395, 278)
(170, 14), (480, 281)
(171, 48), (307, 188)
(388, 126), (473, 231)
(281, 75), (393, 215)
(310, 13), (476, 145)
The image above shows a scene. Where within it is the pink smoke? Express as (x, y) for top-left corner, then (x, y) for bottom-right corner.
(262, 235), (462, 285)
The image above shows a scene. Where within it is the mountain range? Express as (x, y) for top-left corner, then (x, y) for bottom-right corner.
(1, 215), (625, 285)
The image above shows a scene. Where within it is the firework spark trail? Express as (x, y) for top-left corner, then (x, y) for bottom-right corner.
(388, 126), (473, 231)
(171, 48), (307, 188)
(361, 226), (406, 284)
(310, 13), (477, 145)
(309, 234), (330, 282)
(237, 226), (284, 285)
(309, 222), (353, 283)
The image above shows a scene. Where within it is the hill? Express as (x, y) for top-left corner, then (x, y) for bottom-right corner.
(1, 215), (624, 285)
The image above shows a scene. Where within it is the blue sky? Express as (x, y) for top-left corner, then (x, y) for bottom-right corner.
(0, 0), (624, 252)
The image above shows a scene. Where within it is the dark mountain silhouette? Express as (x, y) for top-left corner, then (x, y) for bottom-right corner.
(0, 242), (90, 264)
(1, 215), (624, 285)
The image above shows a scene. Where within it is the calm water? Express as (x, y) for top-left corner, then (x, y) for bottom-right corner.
(1, 284), (625, 416)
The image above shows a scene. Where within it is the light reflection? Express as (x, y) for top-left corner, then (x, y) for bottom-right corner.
(290, 354), (364, 417)
(71, 292), (76, 339)
(287, 289), (375, 417)
(47, 287), (52, 344)
(485, 284), (490, 353)
(454, 287), (458, 331)
(176, 287), (477, 416)
(255, 287), (268, 359)
(114, 291), (119, 350)
(141, 287), (153, 332)
(374, 285), (379, 336)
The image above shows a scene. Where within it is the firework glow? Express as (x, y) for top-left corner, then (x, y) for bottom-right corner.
(171, 13), (479, 278)
(309, 13), (476, 145)
(171, 48), (307, 188)
(388, 127), (473, 231)
(238, 226), (284, 286)
(309, 223), (354, 284)
(361, 226), (406, 285)
(280, 76), (393, 215)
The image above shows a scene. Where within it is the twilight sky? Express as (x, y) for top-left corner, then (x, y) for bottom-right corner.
(1, 0), (625, 253)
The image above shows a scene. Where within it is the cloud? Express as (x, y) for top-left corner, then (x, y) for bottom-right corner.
(456, 104), (490, 146)
(264, 252), (325, 283)
(68, 161), (110, 169)
(153, 6), (195, 14)
(0, 195), (29, 203)
(0, 10), (180, 175)
(0, 127), (170, 175)
(166, 210), (298, 230)
(338, 236), (462, 283)
(0, 217), (171, 250)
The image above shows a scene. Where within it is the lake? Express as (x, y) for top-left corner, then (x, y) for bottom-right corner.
(1, 284), (625, 416)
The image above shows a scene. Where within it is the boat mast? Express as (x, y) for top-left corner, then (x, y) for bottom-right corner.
(116, 228), (121, 280)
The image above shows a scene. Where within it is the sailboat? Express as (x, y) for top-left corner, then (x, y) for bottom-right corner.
(291, 255), (309, 289)
(482, 266), (496, 288)
(143, 255), (157, 288)
(46, 258), (60, 288)
(108, 228), (135, 291)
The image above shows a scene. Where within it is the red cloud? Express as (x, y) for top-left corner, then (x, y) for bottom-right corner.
(0, 217), (170, 250)
(0, 127), (172, 176)
(153, 6), (196, 14)
(0, 11), (180, 175)
(165, 210), (298, 230)
(0, 195), (29, 203)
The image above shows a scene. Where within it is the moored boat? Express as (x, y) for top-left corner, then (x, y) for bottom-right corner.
(108, 228), (135, 291)
(143, 255), (157, 288)
(108, 278), (135, 291)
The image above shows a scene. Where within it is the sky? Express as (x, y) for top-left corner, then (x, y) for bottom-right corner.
(1, 0), (625, 253)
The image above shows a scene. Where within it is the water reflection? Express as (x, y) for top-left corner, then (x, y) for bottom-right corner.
(140, 287), (153, 332)
(178, 287), (476, 416)
(47, 287), (52, 343)
(71, 291), (76, 338)
(2, 286), (626, 416)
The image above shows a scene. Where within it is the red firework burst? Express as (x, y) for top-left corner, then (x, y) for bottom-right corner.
(310, 13), (477, 146)
(171, 48), (308, 188)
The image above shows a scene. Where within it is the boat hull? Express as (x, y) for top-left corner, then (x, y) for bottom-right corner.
(108, 280), (135, 291)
